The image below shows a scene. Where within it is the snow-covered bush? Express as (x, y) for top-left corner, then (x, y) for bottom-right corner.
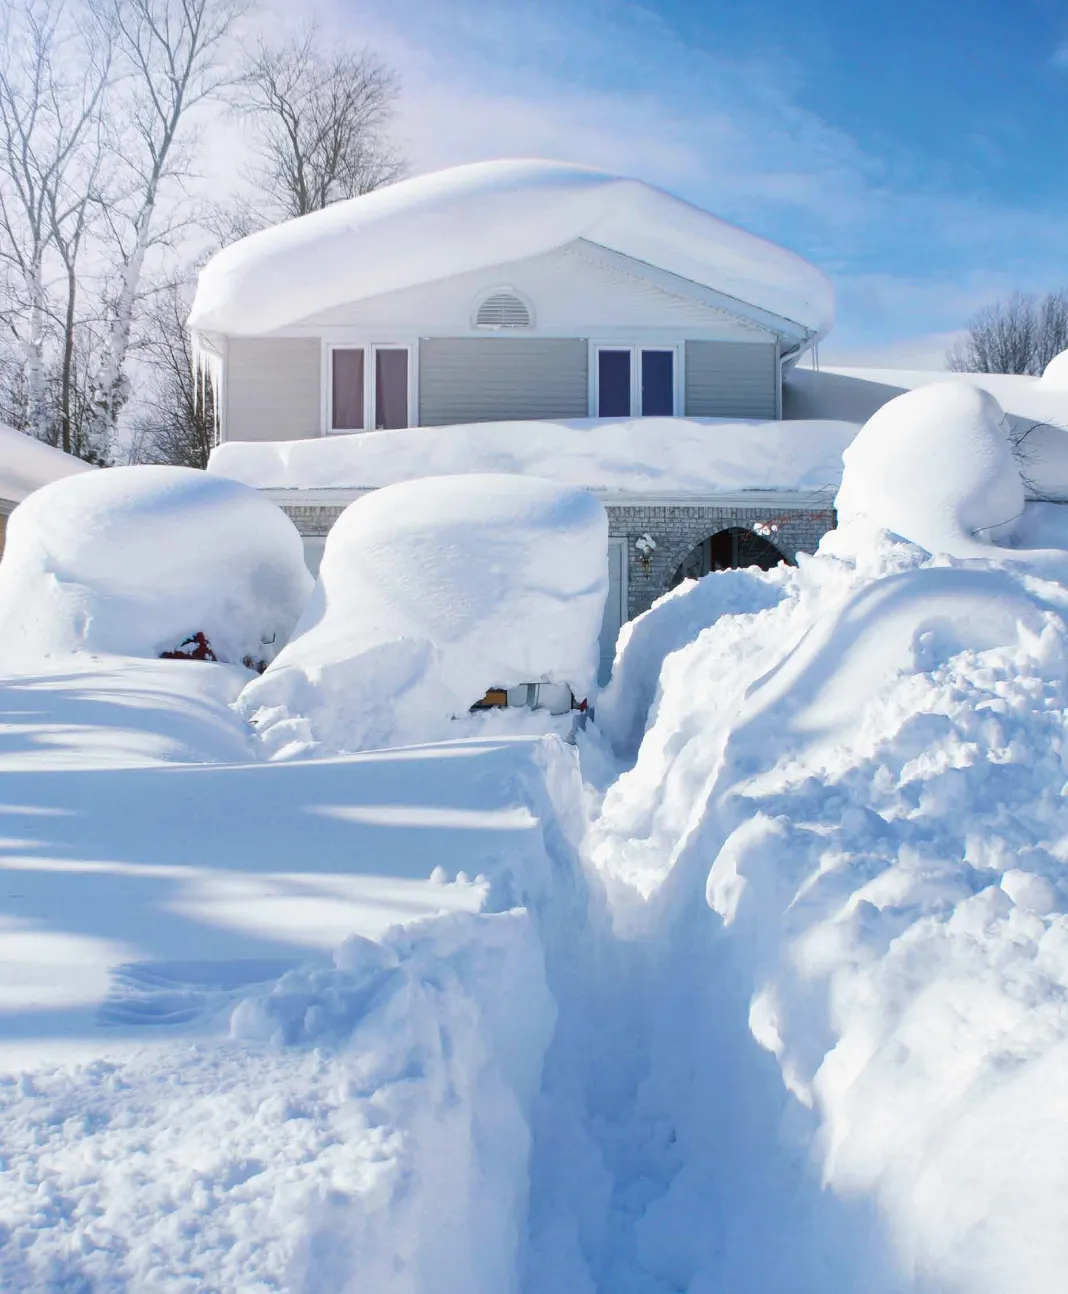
(0, 465), (312, 670)
(238, 474), (608, 757)
(835, 381), (1024, 556)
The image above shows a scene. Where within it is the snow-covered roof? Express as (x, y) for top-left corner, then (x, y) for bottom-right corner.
(188, 160), (834, 340)
(0, 422), (94, 504)
(206, 416), (855, 498)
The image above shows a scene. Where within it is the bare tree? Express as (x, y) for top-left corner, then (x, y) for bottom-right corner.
(127, 272), (213, 468)
(242, 27), (402, 222)
(0, 0), (112, 450)
(89, 0), (243, 445)
(948, 289), (1068, 376)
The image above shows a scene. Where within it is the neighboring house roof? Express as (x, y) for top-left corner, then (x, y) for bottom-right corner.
(0, 422), (94, 508)
(206, 416), (854, 500)
(784, 365), (1068, 501)
(188, 159), (834, 342)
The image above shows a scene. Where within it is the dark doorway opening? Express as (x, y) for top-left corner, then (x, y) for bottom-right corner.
(670, 526), (787, 586)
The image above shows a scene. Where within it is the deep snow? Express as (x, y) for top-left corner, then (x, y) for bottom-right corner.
(189, 159), (834, 339)
(0, 421), (94, 503)
(7, 383), (1068, 1292)
(239, 474), (608, 757)
(207, 415), (855, 497)
(0, 466), (312, 671)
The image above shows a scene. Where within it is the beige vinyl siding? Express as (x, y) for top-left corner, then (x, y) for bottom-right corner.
(225, 338), (321, 442)
(684, 340), (778, 419)
(418, 337), (588, 426)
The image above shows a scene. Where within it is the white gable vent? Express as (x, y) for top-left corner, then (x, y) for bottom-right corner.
(474, 289), (533, 329)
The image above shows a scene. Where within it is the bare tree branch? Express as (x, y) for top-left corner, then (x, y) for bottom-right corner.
(241, 27), (403, 224)
(948, 289), (1068, 376)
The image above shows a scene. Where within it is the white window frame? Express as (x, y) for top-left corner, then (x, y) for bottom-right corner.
(589, 342), (684, 418)
(323, 341), (417, 434)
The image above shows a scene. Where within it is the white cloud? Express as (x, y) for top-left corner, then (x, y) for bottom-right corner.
(241, 0), (1068, 352)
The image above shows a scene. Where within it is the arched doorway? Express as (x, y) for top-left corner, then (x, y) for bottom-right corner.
(670, 526), (787, 586)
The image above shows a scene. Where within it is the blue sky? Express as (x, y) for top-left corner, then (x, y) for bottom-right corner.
(322, 0), (1068, 363)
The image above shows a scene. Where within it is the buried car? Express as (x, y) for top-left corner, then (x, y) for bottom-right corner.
(0, 465), (312, 672)
(236, 473), (609, 757)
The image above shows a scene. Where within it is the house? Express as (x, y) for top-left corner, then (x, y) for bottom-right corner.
(0, 422), (95, 560)
(192, 159), (846, 678)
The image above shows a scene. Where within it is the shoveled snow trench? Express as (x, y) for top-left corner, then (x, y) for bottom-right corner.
(7, 516), (1068, 1293)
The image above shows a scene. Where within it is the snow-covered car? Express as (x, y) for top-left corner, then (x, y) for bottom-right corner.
(238, 473), (609, 756)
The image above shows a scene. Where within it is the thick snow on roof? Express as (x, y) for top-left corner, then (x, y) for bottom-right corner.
(189, 160), (834, 338)
(786, 365), (1068, 500)
(208, 417), (854, 497)
(0, 421), (94, 503)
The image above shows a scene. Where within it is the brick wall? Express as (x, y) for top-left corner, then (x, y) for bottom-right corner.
(605, 502), (836, 617)
(279, 497), (837, 621)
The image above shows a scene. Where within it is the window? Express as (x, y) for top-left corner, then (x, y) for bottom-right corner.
(374, 348), (408, 429)
(329, 345), (411, 432)
(641, 350), (674, 416)
(597, 349), (631, 417)
(595, 346), (677, 417)
(474, 289), (533, 329)
(331, 348), (365, 430)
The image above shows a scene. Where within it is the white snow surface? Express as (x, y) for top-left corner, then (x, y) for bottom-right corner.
(835, 382), (1025, 556)
(10, 386), (1068, 1292)
(239, 474), (608, 757)
(208, 416), (854, 496)
(0, 421), (94, 503)
(0, 465), (312, 670)
(584, 508), (1068, 1293)
(788, 364), (1068, 501)
(189, 159), (834, 338)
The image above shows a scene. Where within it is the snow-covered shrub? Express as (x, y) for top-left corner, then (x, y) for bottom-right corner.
(835, 381), (1024, 556)
(0, 465), (312, 670)
(238, 474), (608, 757)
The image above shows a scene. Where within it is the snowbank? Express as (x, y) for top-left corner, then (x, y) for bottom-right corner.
(208, 416), (855, 497)
(787, 365), (1068, 501)
(0, 465), (312, 670)
(189, 159), (834, 339)
(238, 475), (608, 757)
(588, 502), (1068, 1291)
(0, 421), (94, 503)
(835, 382), (1024, 556)
(1040, 347), (1068, 388)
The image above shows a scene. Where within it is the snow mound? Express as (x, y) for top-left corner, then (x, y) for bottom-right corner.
(0, 421), (94, 503)
(835, 381), (1024, 556)
(589, 516), (1068, 1293)
(190, 159), (833, 338)
(1040, 348), (1068, 388)
(238, 474), (608, 756)
(596, 564), (790, 756)
(208, 416), (855, 496)
(0, 465), (312, 670)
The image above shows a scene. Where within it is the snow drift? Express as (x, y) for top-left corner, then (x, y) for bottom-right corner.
(239, 474), (608, 757)
(208, 416), (854, 497)
(0, 465), (312, 670)
(586, 377), (1068, 1291)
(835, 381), (1024, 556)
(0, 421), (94, 503)
(189, 159), (833, 339)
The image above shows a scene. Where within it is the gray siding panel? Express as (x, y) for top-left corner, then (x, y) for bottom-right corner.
(685, 341), (778, 419)
(419, 338), (588, 425)
(226, 338), (320, 441)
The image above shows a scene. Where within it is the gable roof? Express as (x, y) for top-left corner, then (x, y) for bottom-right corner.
(188, 159), (834, 342)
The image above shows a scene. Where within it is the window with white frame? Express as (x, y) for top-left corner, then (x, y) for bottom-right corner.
(594, 345), (677, 418)
(329, 345), (411, 432)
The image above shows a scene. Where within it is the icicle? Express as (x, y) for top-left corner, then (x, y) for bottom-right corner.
(192, 331), (223, 448)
